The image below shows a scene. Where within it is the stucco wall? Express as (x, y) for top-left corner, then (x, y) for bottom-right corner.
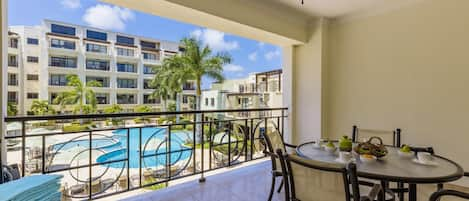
(326, 0), (469, 179)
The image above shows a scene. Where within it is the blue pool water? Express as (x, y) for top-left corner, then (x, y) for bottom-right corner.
(54, 127), (192, 169)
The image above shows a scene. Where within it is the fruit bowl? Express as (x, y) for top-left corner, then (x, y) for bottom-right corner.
(360, 154), (377, 163)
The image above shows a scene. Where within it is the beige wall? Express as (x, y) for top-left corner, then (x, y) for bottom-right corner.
(325, 0), (469, 175)
(291, 19), (327, 144)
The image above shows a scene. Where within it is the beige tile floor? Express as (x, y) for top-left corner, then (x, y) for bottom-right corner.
(117, 160), (468, 201)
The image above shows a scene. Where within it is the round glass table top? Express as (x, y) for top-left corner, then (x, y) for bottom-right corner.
(296, 142), (463, 183)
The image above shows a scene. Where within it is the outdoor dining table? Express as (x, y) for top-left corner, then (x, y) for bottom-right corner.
(296, 142), (464, 201)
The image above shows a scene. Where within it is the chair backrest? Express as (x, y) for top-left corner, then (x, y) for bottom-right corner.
(276, 149), (361, 201)
(262, 129), (286, 170)
(352, 125), (401, 147)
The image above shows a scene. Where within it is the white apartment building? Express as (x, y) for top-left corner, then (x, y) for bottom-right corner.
(201, 69), (283, 119)
(7, 20), (195, 115)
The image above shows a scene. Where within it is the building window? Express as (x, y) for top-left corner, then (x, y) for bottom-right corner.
(86, 30), (107, 41)
(86, 59), (110, 71)
(116, 47), (134, 57)
(205, 98), (208, 106)
(143, 52), (158, 60)
(117, 78), (137, 88)
(27, 38), (39, 45)
(50, 93), (59, 104)
(143, 79), (153, 89)
(49, 74), (69, 86)
(8, 73), (18, 86)
(140, 41), (157, 49)
(95, 93), (109, 104)
(8, 92), (18, 104)
(183, 95), (189, 104)
(27, 56), (39, 63)
(8, 55), (18, 67)
(9, 38), (18, 48)
(50, 38), (76, 50)
(51, 24), (76, 36)
(49, 56), (77, 68)
(116, 35), (134, 45)
(86, 76), (109, 87)
(183, 82), (195, 90)
(86, 43), (107, 53)
(211, 98), (215, 106)
(117, 94), (136, 104)
(117, 63), (137, 73)
(143, 94), (159, 104)
(27, 93), (39, 99)
(143, 65), (156, 74)
(27, 74), (39, 81)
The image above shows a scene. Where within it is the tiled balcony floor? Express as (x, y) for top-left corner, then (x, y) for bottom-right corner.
(116, 160), (467, 201)
(119, 160), (284, 201)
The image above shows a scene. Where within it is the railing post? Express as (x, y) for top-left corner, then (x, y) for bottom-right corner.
(127, 128), (130, 190)
(192, 114), (196, 174)
(228, 122), (231, 167)
(139, 127), (142, 188)
(88, 130), (92, 200)
(199, 113), (205, 183)
(244, 119), (248, 161)
(21, 120), (26, 177)
(250, 119), (254, 160)
(208, 121), (212, 170)
(41, 135), (46, 174)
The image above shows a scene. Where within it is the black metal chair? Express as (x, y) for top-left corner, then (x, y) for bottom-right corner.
(275, 148), (391, 201)
(352, 125), (401, 147)
(429, 172), (469, 201)
(262, 129), (296, 201)
(353, 125), (404, 201)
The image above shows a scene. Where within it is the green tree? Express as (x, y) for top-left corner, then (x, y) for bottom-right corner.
(134, 105), (152, 113)
(53, 75), (101, 114)
(104, 104), (123, 126)
(7, 103), (18, 116)
(30, 100), (55, 115)
(103, 104), (123, 114)
(153, 37), (230, 142)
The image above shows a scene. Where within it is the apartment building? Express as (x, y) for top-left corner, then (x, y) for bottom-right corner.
(7, 20), (195, 115)
(201, 69), (283, 119)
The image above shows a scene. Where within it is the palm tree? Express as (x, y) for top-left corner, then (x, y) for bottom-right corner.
(30, 100), (55, 115)
(53, 74), (101, 114)
(154, 37), (231, 141)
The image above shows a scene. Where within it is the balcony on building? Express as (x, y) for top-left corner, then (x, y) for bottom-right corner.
(48, 56), (78, 72)
(116, 62), (138, 74)
(85, 59), (111, 72)
(47, 24), (79, 56)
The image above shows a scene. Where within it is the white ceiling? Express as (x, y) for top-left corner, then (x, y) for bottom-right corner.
(273, 0), (424, 18)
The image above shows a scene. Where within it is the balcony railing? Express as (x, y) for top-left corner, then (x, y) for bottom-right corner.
(1, 108), (287, 200)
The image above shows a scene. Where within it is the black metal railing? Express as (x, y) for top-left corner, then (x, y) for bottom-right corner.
(1, 108), (287, 200)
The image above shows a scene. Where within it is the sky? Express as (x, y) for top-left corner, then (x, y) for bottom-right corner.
(8, 0), (283, 89)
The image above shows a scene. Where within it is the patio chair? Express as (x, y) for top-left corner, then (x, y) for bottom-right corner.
(353, 125), (403, 200)
(275, 149), (394, 201)
(429, 172), (469, 201)
(2, 164), (21, 182)
(352, 125), (401, 147)
(262, 129), (297, 201)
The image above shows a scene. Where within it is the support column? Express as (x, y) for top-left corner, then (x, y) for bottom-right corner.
(1, 0), (8, 175)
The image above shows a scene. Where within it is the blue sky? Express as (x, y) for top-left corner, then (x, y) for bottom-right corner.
(8, 0), (282, 89)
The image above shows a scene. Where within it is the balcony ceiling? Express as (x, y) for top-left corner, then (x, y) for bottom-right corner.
(273, 0), (424, 18)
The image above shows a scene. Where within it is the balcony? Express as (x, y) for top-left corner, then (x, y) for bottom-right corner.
(1, 108), (285, 200)
(85, 42), (112, 58)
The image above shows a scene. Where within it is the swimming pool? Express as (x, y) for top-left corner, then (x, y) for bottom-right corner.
(53, 127), (193, 169)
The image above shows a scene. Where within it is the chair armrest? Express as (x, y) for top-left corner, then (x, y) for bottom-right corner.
(360, 184), (382, 201)
(284, 143), (297, 148)
(464, 172), (469, 177)
(430, 189), (469, 201)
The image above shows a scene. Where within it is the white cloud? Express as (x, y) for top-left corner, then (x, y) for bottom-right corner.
(224, 64), (244, 72)
(248, 52), (257, 61)
(264, 49), (281, 60)
(61, 0), (81, 9)
(190, 28), (239, 51)
(83, 4), (135, 31)
(258, 42), (265, 48)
